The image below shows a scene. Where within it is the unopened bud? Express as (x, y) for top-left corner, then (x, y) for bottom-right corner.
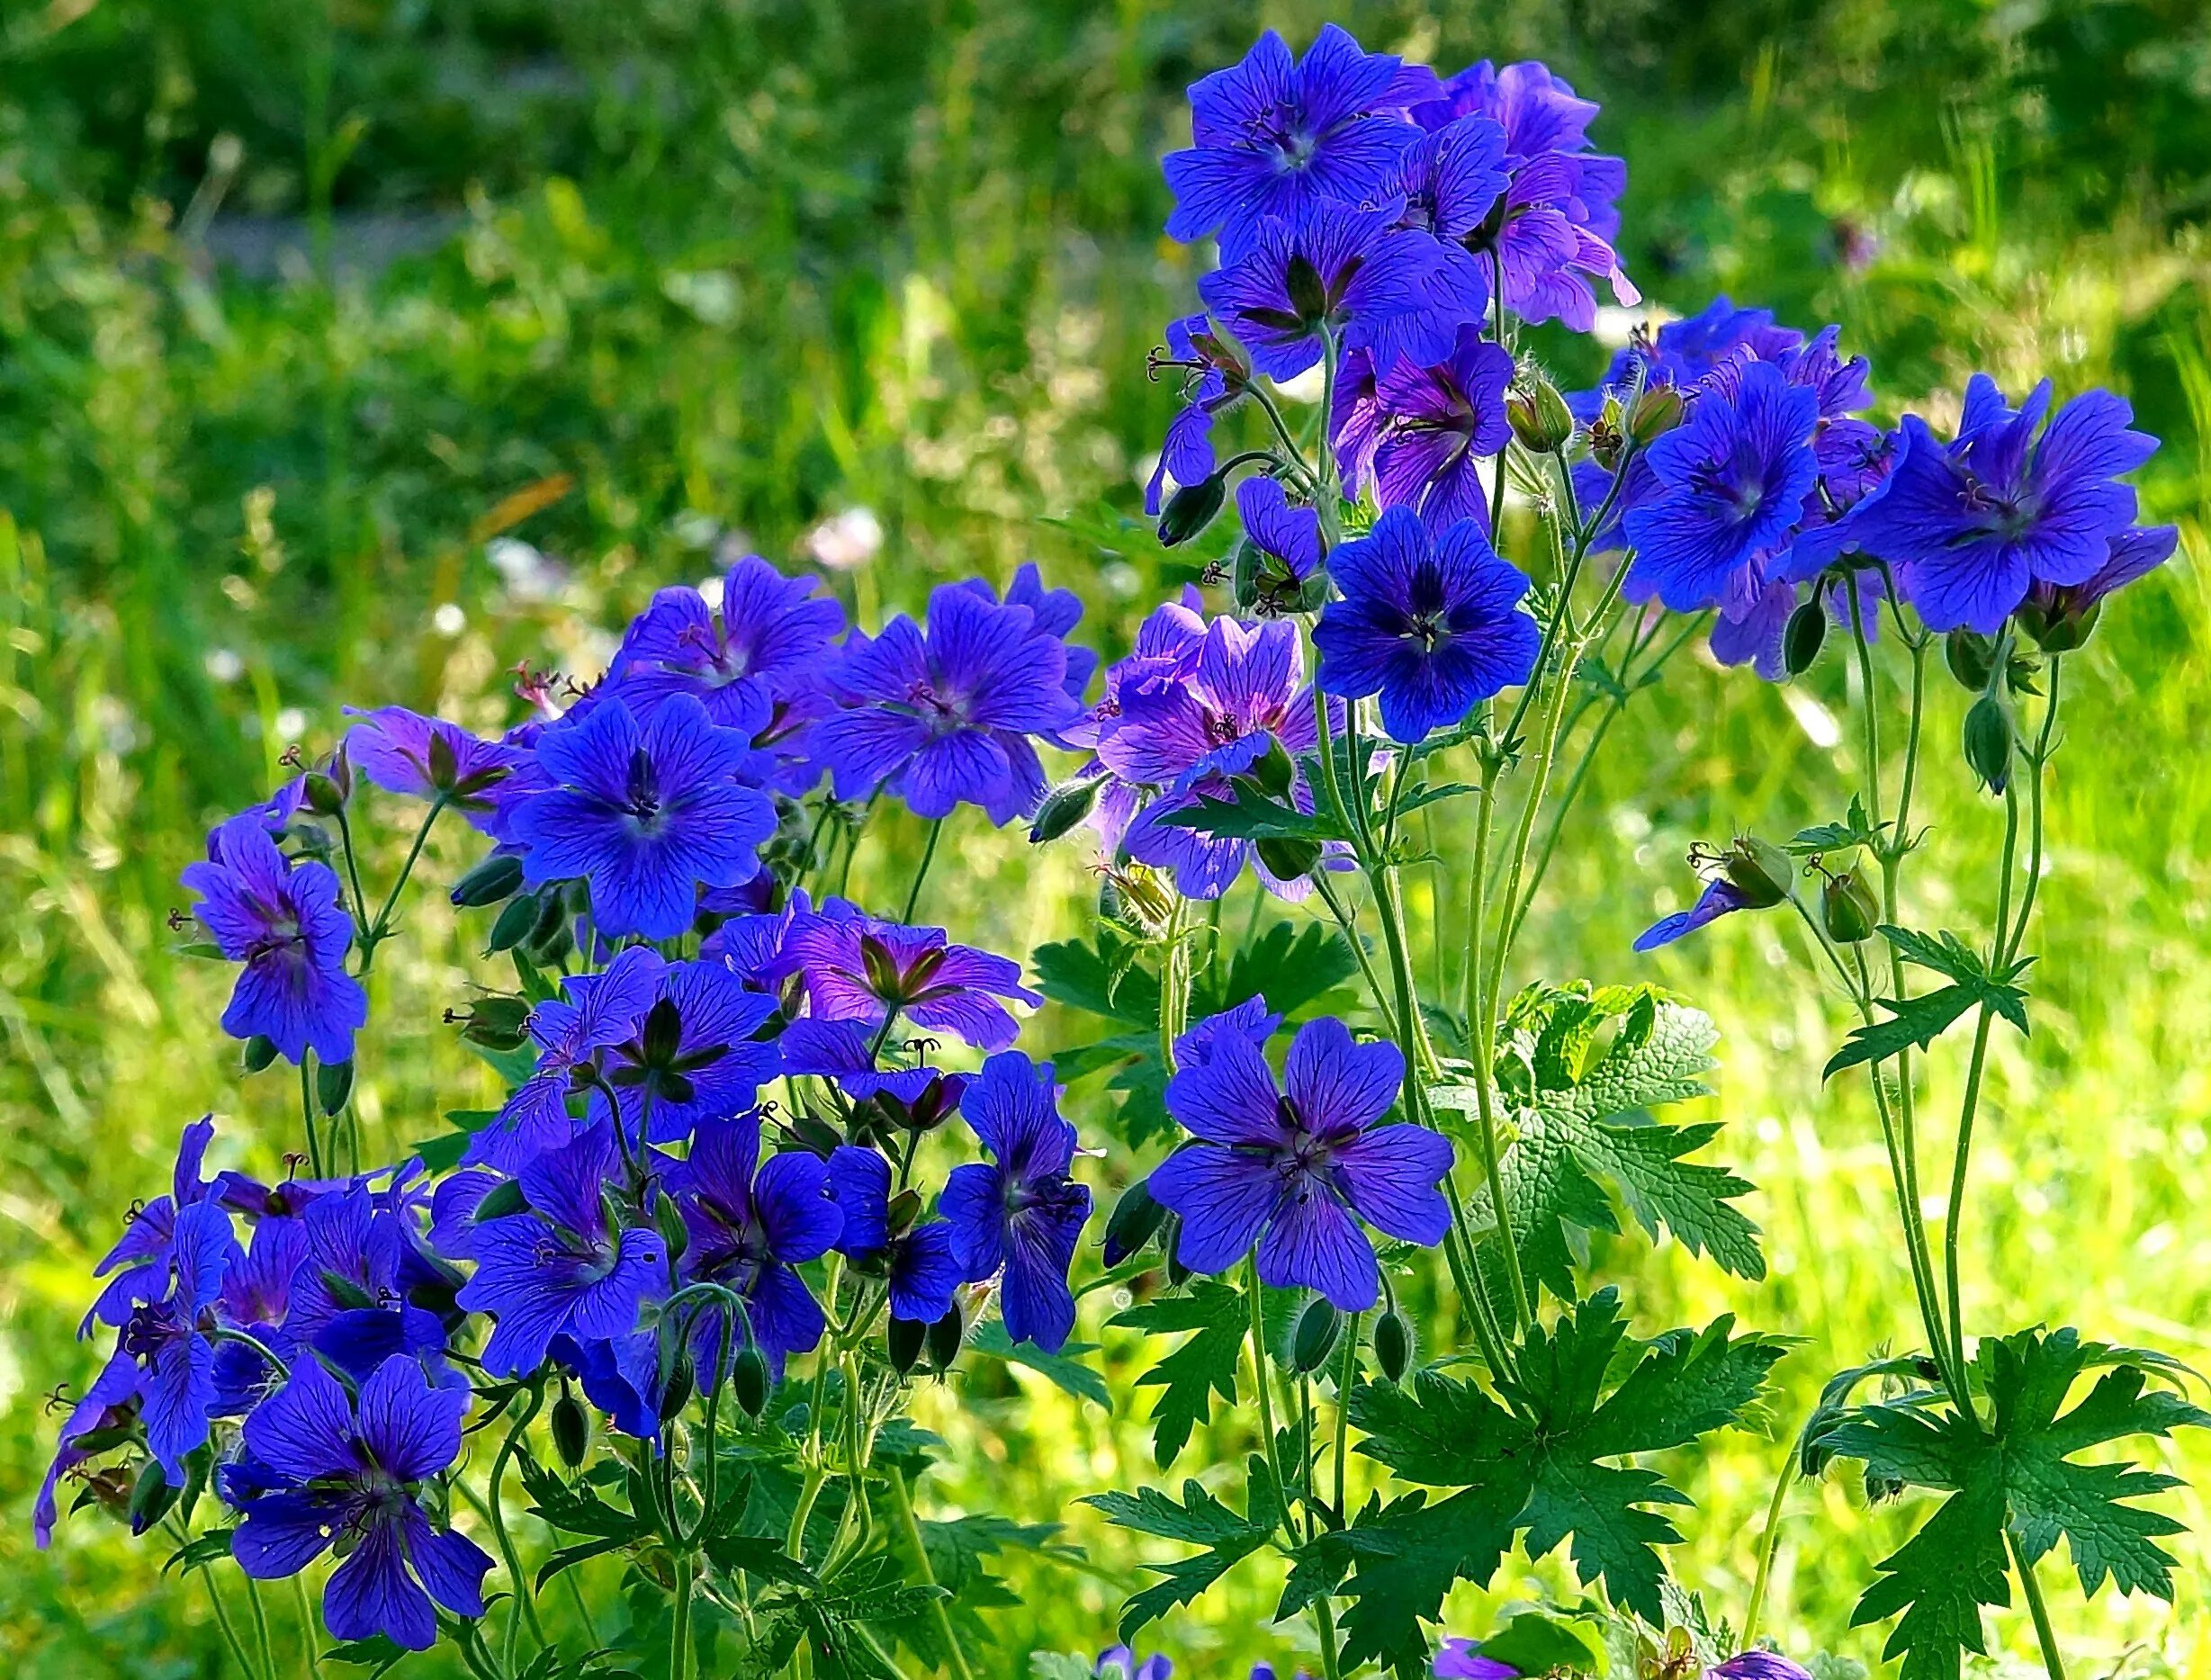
(1783, 598), (1828, 677)
(1102, 1180), (1169, 1268)
(128, 1458), (177, 1535)
(452, 852), (526, 908)
(887, 1316), (926, 1376)
(1158, 474), (1227, 548)
(302, 770), (347, 817)
(927, 1302), (966, 1372)
(1290, 1296), (1343, 1374)
(1625, 382), (1685, 445)
(1505, 374), (1577, 454)
(730, 1342), (769, 1418)
(1254, 834), (1325, 883)
(316, 1057), (355, 1117)
(1721, 838), (1793, 909)
(1945, 627), (1996, 692)
(1821, 870), (1880, 944)
(486, 892), (544, 955)
(242, 1034), (280, 1074)
(1373, 1307), (1414, 1383)
(551, 1388), (590, 1469)
(1028, 778), (1100, 845)
(1963, 693), (2014, 794)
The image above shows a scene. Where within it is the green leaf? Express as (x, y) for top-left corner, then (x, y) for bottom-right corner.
(409, 1108), (501, 1172)
(1112, 1280), (1249, 1468)
(1153, 788), (1343, 841)
(1822, 1327), (2210, 1680)
(1197, 920), (1359, 1021)
(464, 1032), (542, 1089)
(1083, 1460), (1279, 1638)
(322, 1635), (411, 1674)
(968, 1322), (1110, 1409)
(163, 1529), (239, 1576)
(1477, 1609), (1607, 1676)
(1821, 985), (1981, 1080)
(1031, 934), (1162, 1025)
(1331, 1490), (1521, 1676)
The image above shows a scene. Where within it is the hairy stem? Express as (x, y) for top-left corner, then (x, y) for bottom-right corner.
(2011, 1531), (2071, 1680)
(488, 1383), (549, 1659)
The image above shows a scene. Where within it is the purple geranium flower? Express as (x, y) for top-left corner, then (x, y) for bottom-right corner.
(775, 901), (1040, 1052)
(1376, 114), (1512, 248)
(282, 1184), (449, 1383)
(1164, 25), (1436, 262)
(961, 563), (1096, 741)
(1095, 1647), (1174, 1680)
(35, 1349), (142, 1547)
(812, 582), (1084, 825)
(1148, 1013), (1450, 1310)
(342, 707), (523, 835)
(590, 958), (782, 1145)
(509, 693), (775, 940)
(607, 553), (847, 738)
(1435, 1640), (1519, 1680)
(229, 1355), (491, 1651)
(83, 1118), (218, 1332)
(1631, 838), (1793, 951)
(1236, 476), (1326, 614)
(184, 813), (368, 1065)
(2024, 522), (2180, 638)
(779, 1017), (943, 1104)
(673, 1116), (843, 1374)
(1622, 358), (1822, 615)
(1707, 1658), (1813, 1680)
(1316, 508), (1541, 743)
(453, 1124), (668, 1376)
(1370, 327), (1516, 531)
(825, 1145), (965, 1325)
(476, 946), (666, 1170)
(1847, 375), (2158, 634)
(1146, 315), (1252, 515)
(114, 1199), (238, 1478)
(939, 1053), (1092, 1352)
(1198, 205), (1470, 384)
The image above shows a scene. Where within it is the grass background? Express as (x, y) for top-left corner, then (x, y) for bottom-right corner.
(2, 0), (2209, 1672)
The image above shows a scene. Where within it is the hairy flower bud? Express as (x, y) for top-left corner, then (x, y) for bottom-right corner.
(302, 769), (348, 817)
(1625, 382), (1685, 445)
(1783, 598), (1828, 677)
(1505, 374), (1577, 454)
(551, 1388), (590, 1469)
(730, 1343), (770, 1418)
(1372, 1306), (1414, 1383)
(1721, 838), (1793, 909)
(1821, 869), (1880, 944)
(1963, 693), (2014, 794)
(316, 1057), (355, 1118)
(486, 891), (545, 955)
(1944, 627), (1995, 691)
(1290, 1296), (1343, 1373)
(128, 1456), (178, 1535)
(242, 1034), (280, 1074)
(1028, 777), (1100, 845)
(451, 852), (526, 908)
(1157, 473), (1228, 547)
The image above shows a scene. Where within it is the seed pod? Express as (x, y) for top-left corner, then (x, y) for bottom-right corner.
(1963, 693), (2014, 794)
(657, 1345), (697, 1424)
(1625, 382), (1685, 445)
(1102, 1180), (1169, 1268)
(1721, 837), (1793, 908)
(1945, 627), (1995, 691)
(551, 1388), (590, 1469)
(1028, 778), (1100, 845)
(242, 1034), (280, 1075)
(487, 891), (544, 955)
(316, 1057), (355, 1118)
(1290, 1296), (1343, 1374)
(887, 1315), (927, 1376)
(1254, 834), (1325, 883)
(302, 769), (348, 817)
(1783, 598), (1828, 677)
(1157, 474), (1227, 548)
(1505, 373), (1577, 454)
(1372, 1307), (1414, 1383)
(1820, 869), (1880, 944)
(730, 1343), (770, 1418)
(452, 852), (526, 908)
(128, 1458), (177, 1535)
(927, 1303), (966, 1372)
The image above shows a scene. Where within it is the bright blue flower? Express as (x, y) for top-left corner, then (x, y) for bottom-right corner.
(607, 553), (848, 739)
(590, 958), (782, 1145)
(229, 1354), (491, 1652)
(673, 1116), (843, 1375)
(453, 1123), (668, 1377)
(939, 1053), (1091, 1352)
(1622, 358), (1822, 615)
(1368, 327), (1516, 532)
(184, 813), (368, 1065)
(811, 582), (1085, 825)
(2026, 522), (2180, 624)
(115, 1199), (238, 1480)
(477, 945), (666, 1170)
(1164, 25), (1436, 261)
(1844, 375), (2158, 633)
(1095, 1646), (1174, 1680)
(962, 561), (1097, 730)
(1235, 475), (1326, 607)
(35, 1345), (141, 1547)
(825, 1145), (965, 1325)
(509, 692), (776, 940)
(778, 1017), (944, 1104)
(282, 1183), (449, 1383)
(83, 1117), (218, 1333)
(1198, 205), (1472, 385)
(1149, 1014), (1448, 1311)
(1316, 508), (1541, 742)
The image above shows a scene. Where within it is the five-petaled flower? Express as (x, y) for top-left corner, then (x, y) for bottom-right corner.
(673, 1115), (844, 1375)
(607, 553), (847, 740)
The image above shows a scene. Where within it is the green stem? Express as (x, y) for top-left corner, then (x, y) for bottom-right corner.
(1310, 872), (1399, 1040)
(2011, 1532), (2071, 1680)
(200, 1565), (265, 1680)
(488, 1384), (549, 1658)
(1159, 896), (1192, 1076)
(2003, 657), (2062, 968)
(1740, 1445), (1800, 1649)
(1332, 1313), (1358, 1522)
(889, 1468), (977, 1680)
(670, 1554), (696, 1680)
(292, 1574), (323, 1678)
(331, 804), (373, 932)
(899, 816), (946, 923)
(360, 794), (448, 966)
(246, 1576), (278, 1680)
(299, 1059), (324, 1179)
(1245, 1254), (1289, 1536)
(1457, 784), (1532, 1334)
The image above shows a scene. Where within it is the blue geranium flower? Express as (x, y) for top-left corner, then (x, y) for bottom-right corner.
(607, 553), (848, 739)
(1368, 327), (1516, 532)
(477, 945), (665, 1170)
(1145, 314), (1251, 515)
(672, 1115), (844, 1377)
(825, 1145), (965, 1325)
(342, 707), (524, 834)
(589, 957), (782, 1145)
(114, 1199), (238, 1479)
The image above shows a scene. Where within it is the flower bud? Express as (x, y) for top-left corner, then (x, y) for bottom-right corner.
(927, 1302), (966, 1373)
(551, 1388), (590, 1469)
(1372, 1306), (1414, 1384)
(242, 1034), (280, 1074)
(1944, 627), (1995, 691)
(1721, 838), (1793, 909)
(1505, 374), (1577, 454)
(128, 1457), (177, 1535)
(1783, 598), (1828, 677)
(451, 852), (526, 908)
(1820, 870), (1880, 944)
(1102, 1179), (1169, 1268)
(459, 994), (532, 1052)
(1248, 736), (1297, 801)
(1290, 1296), (1343, 1374)
(1963, 693), (2014, 794)
(486, 891), (544, 955)
(302, 770), (348, 817)
(1625, 382), (1685, 445)
(730, 1342), (770, 1418)
(316, 1057), (355, 1118)
(1157, 473), (1227, 547)
(2017, 594), (2099, 653)
(887, 1315), (927, 1376)
(1028, 778), (1100, 845)
(1589, 399), (1625, 472)
(653, 1193), (690, 1269)
(656, 1336), (696, 1424)
(1254, 834), (1325, 883)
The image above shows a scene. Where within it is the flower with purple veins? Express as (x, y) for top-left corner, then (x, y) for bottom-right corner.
(1330, 347), (1387, 494)
(607, 553), (847, 739)
(508, 692), (775, 940)
(552, 1329), (663, 1441)
(775, 901), (1040, 1052)
(959, 562), (1096, 742)
(453, 1123), (668, 1377)
(184, 813), (368, 1065)
(342, 707), (523, 834)
(1148, 1013), (1451, 1310)
(1376, 114), (1511, 248)
(476, 945), (666, 1171)
(1371, 327), (1516, 532)
(779, 1017), (944, 1103)
(1845, 374), (2159, 634)
(1164, 25), (1437, 262)
(1235, 476), (1326, 615)
(825, 1145), (965, 1325)
(939, 1052), (1092, 1352)
(811, 582), (1084, 825)
(229, 1354), (491, 1652)
(1316, 508), (1541, 743)
(83, 1117), (218, 1333)
(283, 1184), (451, 1383)
(1707, 1656), (1814, 1680)
(1198, 206), (1472, 385)
(1622, 358), (1822, 615)
(1146, 315), (1251, 516)
(110, 1199), (238, 1479)
(35, 1350), (142, 1547)
(591, 957), (782, 1145)
(2022, 522), (2180, 644)
(673, 1116), (843, 1375)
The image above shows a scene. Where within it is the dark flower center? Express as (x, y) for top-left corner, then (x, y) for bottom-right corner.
(1203, 712), (1244, 747)
(622, 747), (666, 829)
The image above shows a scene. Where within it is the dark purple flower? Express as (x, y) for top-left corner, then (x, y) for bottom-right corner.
(184, 814), (368, 1065)
(342, 707), (523, 835)
(590, 957), (781, 1145)
(1164, 25), (1436, 262)
(1847, 375), (2158, 633)
(477, 946), (666, 1171)
(939, 1053), (1091, 1352)
(454, 1124), (668, 1376)
(1623, 358), (1822, 615)
(1198, 206), (1471, 384)
(674, 1116), (842, 1373)
(775, 901), (1039, 1052)
(509, 693), (774, 940)
(812, 583), (1084, 825)
(1435, 1640), (1519, 1680)
(1330, 347), (1387, 491)
(282, 1184), (450, 1384)
(825, 1145), (965, 1325)
(779, 1017), (942, 1103)
(553, 1329), (662, 1441)
(961, 563), (1096, 742)
(2024, 522), (2180, 631)
(1149, 1014), (1449, 1310)
(229, 1355), (491, 1651)
(1370, 328), (1515, 531)
(1317, 508), (1541, 743)
(608, 553), (847, 738)
(1376, 115), (1511, 247)
(1146, 315), (1252, 515)
(1236, 476), (1325, 611)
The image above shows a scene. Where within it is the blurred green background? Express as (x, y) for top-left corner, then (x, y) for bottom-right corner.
(4, 0), (2210, 1673)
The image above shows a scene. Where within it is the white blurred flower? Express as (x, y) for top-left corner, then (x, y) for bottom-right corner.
(274, 706), (308, 742)
(204, 648), (245, 683)
(486, 536), (567, 603)
(1272, 364), (1325, 405)
(432, 602), (467, 637)
(805, 506), (883, 571)
(670, 510), (722, 550)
